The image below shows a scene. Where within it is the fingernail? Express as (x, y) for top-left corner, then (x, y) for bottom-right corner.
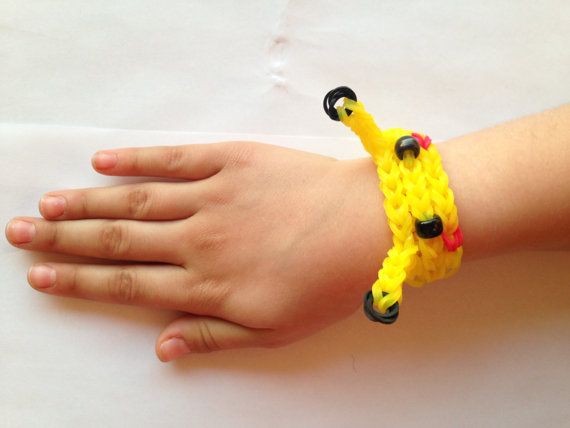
(92, 152), (118, 169)
(41, 195), (66, 218)
(28, 265), (56, 289)
(160, 337), (191, 361)
(6, 220), (36, 244)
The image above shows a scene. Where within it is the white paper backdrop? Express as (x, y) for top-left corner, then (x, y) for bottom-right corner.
(1, 1), (569, 427)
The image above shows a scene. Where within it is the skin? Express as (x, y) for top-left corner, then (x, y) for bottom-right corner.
(5, 104), (570, 362)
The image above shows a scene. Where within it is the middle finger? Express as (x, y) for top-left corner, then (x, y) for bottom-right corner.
(39, 181), (206, 221)
(6, 217), (187, 264)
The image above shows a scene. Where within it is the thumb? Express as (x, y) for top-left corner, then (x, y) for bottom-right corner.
(156, 315), (273, 362)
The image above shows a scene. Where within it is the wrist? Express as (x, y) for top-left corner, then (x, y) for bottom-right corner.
(336, 157), (392, 295)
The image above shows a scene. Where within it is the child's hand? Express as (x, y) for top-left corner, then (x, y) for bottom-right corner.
(5, 142), (388, 361)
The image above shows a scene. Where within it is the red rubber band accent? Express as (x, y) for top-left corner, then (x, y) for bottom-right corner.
(412, 132), (431, 149)
(442, 226), (463, 251)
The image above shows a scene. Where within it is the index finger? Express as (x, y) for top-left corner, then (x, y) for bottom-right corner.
(91, 143), (233, 180)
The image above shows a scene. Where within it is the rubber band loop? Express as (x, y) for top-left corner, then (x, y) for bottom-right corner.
(442, 226), (463, 252)
(363, 291), (399, 324)
(412, 132), (431, 149)
(323, 86), (357, 121)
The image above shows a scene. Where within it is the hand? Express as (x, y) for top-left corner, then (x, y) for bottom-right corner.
(5, 142), (388, 361)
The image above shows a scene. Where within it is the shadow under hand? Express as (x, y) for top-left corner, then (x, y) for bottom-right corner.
(170, 250), (570, 375)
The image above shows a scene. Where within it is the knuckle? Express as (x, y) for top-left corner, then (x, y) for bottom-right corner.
(79, 192), (90, 217)
(130, 149), (141, 172)
(163, 146), (186, 173)
(195, 229), (228, 252)
(204, 186), (233, 207)
(224, 142), (257, 169)
(126, 187), (151, 218)
(108, 268), (138, 303)
(184, 276), (226, 312)
(193, 320), (221, 353)
(65, 267), (79, 294)
(45, 222), (60, 249)
(99, 222), (130, 258)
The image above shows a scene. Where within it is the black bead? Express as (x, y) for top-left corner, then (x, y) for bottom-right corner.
(323, 86), (357, 121)
(415, 215), (444, 239)
(363, 290), (399, 324)
(395, 136), (421, 160)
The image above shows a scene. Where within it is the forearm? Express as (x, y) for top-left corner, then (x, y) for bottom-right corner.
(441, 104), (570, 259)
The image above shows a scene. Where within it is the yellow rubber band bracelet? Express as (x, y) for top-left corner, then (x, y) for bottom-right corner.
(323, 87), (463, 324)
